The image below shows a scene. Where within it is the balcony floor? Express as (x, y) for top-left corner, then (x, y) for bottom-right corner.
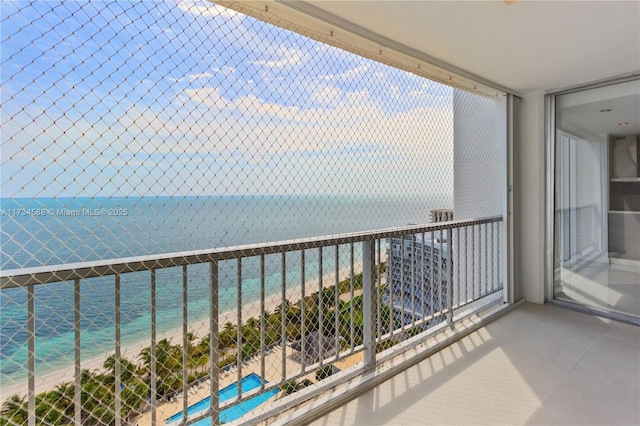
(311, 303), (640, 425)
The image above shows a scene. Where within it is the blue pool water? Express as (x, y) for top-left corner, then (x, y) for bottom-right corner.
(194, 388), (280, 425)
(166, 373), (279, 424)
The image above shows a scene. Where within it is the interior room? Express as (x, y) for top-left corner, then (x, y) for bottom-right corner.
(553, 79), (640, 319)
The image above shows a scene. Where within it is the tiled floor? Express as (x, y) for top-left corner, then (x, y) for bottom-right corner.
(310, 303), (640, 425)
(557, 261), (640, 317)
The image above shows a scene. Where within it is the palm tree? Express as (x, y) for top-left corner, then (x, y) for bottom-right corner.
(219, 322), (237, 348)
(276, 299), (291, 316)
(281, 380), (301, 396)
(245, 317), (259, 329)
(103, 355), (138, 384)
(196, 334), (211, 356)
(138, 339), (182, 398)
(88, 402), (115, 426)
(1, 394), (27, 425)
(80, 370), (113, 425)
(261, 310), (272, 326)
(37, 391), (67, 425)
(268, 311), (282, 330)
(139, 339), (180, 370)
(121, 379), (148, 421)
(243, 318), (260, 345)
(222, 321), (235, 334)
(50, 382), (74, 423)
(185, 332), (196, 356)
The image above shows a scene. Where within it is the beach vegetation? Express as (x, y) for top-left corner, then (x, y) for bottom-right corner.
(300, 379), (314, 388)
(1, 269), (387, 425)
(0, 395), (28, 426)
(315, 365), (335, 381)
(274, 299), (291, 317)
(280, 377), (315, 398)
(139, 338), (183, 398)
(286, 323), (302, 340)
(0, 356), (149, 426)
(408, 326), (425, 338)
(220, 322), (237, 348)
(265, 328), (281, 347)
(280, 380), (301, 396)
(219, 354), (237, 369)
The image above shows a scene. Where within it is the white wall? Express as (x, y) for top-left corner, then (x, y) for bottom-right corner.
(517, 91), (546, 304)
(452, 90), (506, 219)
(452, 90), (507, 300)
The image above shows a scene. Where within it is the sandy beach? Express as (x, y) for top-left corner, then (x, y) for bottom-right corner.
(0, 262), (364, 402)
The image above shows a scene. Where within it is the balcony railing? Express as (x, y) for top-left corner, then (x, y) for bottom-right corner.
(0, 216), (503, 426)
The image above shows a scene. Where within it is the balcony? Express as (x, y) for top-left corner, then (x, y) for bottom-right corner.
(1, 1), (638, 425)
(1, 217), (507, 425)
(4, 214), (637, 426)
(299, 303), (640, 426)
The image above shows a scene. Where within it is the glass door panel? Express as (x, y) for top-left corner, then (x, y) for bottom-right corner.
(553, 80), (640, 318)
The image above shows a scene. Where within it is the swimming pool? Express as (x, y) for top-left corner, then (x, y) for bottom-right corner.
(165, 373), (279, 424)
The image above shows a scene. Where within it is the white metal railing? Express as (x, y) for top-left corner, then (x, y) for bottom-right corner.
(0, 216), (503, 426)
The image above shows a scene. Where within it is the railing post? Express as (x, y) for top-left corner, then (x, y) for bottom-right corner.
(115, 274), (122, 426)
(362, 239), (377, 371)
(27, 285), (35, 426)
(150, 270), (157, 426)
(260, 255), (265, 390)
(74, 279), (81, 426)
(447, 228), (454, 327)
(236, 259), (243, 397)
(182, 265), (189, 422)
(210, 260), (220, 426)
(281, 252), (287, 382)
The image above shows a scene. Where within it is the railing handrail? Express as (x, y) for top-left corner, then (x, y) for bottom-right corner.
(1, 215), (502, 288)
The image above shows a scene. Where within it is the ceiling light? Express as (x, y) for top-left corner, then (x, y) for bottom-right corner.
(599, 108), (612, 113)
(618, 122), (629, 126)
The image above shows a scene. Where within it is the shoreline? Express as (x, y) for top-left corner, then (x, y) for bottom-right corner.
(0, 262), (364, 402)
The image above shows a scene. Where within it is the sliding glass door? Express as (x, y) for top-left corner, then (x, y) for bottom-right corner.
(553, 79), (640, 319)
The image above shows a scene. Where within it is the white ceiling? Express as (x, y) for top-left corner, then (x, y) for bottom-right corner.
(299, 1), (640, 94)
(557, 80), (640, 137)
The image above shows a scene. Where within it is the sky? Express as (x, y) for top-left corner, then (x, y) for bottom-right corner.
(0, 0), (455, 198)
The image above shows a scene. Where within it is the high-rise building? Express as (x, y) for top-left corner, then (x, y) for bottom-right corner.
(385, 231), (450, 327)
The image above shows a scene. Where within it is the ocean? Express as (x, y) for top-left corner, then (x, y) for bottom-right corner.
(0, 195), (451, 387)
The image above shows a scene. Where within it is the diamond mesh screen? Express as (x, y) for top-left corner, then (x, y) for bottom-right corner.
(1, 1), (506, 425)
(1, 0), (458, 271)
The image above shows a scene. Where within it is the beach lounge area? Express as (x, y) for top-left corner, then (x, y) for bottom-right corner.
(134, 345), (320, 426)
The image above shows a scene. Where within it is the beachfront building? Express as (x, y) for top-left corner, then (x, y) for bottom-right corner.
(290, 331), (339, 364)
(430, 209), (454, 223)
(1, 2), (638, 426)
(385, 232), (449, 328)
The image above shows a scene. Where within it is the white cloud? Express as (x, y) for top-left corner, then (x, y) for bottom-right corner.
(176, 0), (242, 21)
(182, 87), (229, 109)
(174, 84), (453, 158)
(3, 76), (455, 198)
(187, 72), (215, 80)
(319, 65), (368, 81)
(253, 48), (305, 68)
(169, 68), (233, 83)
(311, 86), (342, 104)
(234, 94), (300, 120)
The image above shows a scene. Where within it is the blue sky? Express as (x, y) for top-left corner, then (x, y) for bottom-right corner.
(0, 0), (454, 198)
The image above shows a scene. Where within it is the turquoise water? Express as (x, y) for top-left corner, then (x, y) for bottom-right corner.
(165, 373), (278, 424)
(0, 195), (452, 386)
(207, 389), (280, 425)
